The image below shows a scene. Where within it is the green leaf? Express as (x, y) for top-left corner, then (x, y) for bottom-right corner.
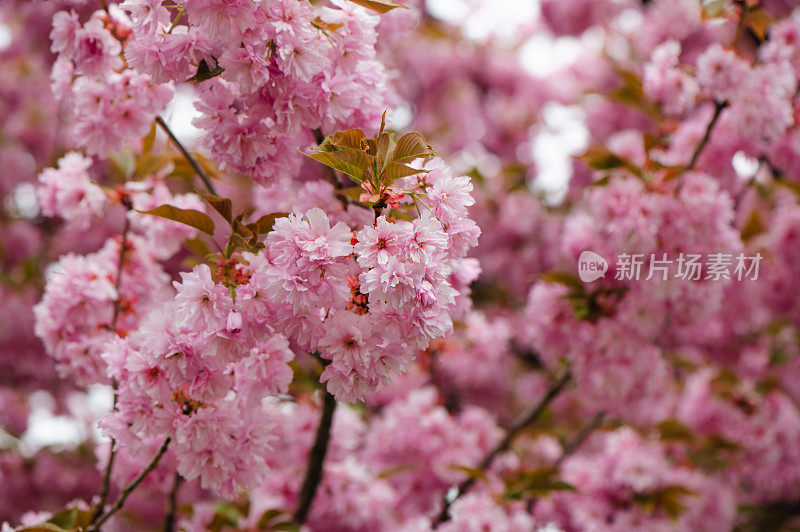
(188, 58), (224, 84)
(504, 468), (577, 500)
(378, 109), (387, 136)
(392, 132), (433, 163)
(376, 131), (392, 170)
(136, 154), (169, 179)
(539, 270), (584, 292)
(657, 419), (693, 442)
(311, 16), (343, 34)
(306, 149), (373, 182)
(607, 68), (662, 121)
(46, 507), (93, 530)
(272, 522), (301, 532)
(633, 485), (694, 520)
(139, 204), (215, 235)
(170, 152), (220, 181)
(184, 235), (213, 258)
(252, 212), (290, 235)
(207, 502), (243, 532)
(450, 464), (487, 481)
(200, 193), (233, 224)
(361, 137), (378, 156)
(195, 152), (220, 179)
(703, 0), (729, 18)
(324, 129), (366, 150)
(257, 509), (286, 530)
(109, 150), (136, 179)
(376, 464), (418, 479)
(578, 144), (642, 177)
(775, 178), (800, 198)
(227, 232), (252, 254)
(382, 161), (425, 183)
(142, 122), (158, 154)
(338, 186), (364, 201)
(19, 525), (67, 532)
(346, 0), (406, 13)
(741, 210), (764, 241)
(745, 8), (774, 41)
(232, 213), (254, 241)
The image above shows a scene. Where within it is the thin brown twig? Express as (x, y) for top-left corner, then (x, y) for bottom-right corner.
(91, 213), (132, 524)
(553, 411), (606, 470)
(733, 0), (748, 49)
(92, 391), (118, 524)
(525, 411), (606, 514)
(293, 387), (338, 524)
(163, 473), (183, 532)
(156, 116), (218, 196)
(88, 437), (172, 532)
(433, 370), (572, 527)
(110, 215), (131, 327)
(686, 100), (728, 172)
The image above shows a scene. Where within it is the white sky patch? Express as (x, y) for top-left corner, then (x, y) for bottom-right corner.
(21, 392), (84, 452)
(732, 151), (759, 180)
(427, 0), (539, 42)
(388, 103), (414, 131)
(23, 411), (84, 450)
(613, 8), (644, 34)
(532, 103), (588, 203)
(426, 0), (470, 23)
(164, 85), (203, 143)
(519, 34), (584, 77)
(10, 183), (40, 219)
(0, 22), (11, 52)
(20, 386), (113, 452)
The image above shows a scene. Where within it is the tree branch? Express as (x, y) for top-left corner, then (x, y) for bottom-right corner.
(686, 101), (728, 171)
(92, 213), (132, 524)
(156, 116), (218, 196)
(293, 388), (337, 524)
(163, 473), (182, 532)
(433, 370), (572, 526)
(553, 411), (605, 470)
(88, 437), (171, 532)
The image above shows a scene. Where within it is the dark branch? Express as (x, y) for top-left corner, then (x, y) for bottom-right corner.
(92, 213), (132, 524)
(110, 215), (131, 328)
(163, 473), (183, 532)
(92, 401), (118, 524)
(88, 437), (171, 532)
(553, 411), (605, 470)
(686, 101), (728, 171)
(293, 388), (338, 524)
(156, 116), (218, 196)
(433, 370), (572, 526)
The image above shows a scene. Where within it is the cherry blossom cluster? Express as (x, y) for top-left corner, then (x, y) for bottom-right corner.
(8, 0), (800, 530)
(50, 7), (173, 155)
(126, 0), (391, 182)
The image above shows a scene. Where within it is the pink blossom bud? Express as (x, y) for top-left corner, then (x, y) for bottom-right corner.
(226, 310), (243, 334)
